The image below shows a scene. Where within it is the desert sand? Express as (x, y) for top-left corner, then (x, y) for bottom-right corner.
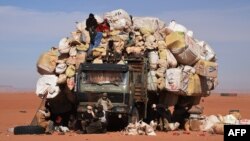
(0, 92), (250, 141)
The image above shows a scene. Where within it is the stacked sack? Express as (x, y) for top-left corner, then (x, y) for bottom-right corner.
(35, 9), (218, 99)
(36, 29), (90, 99)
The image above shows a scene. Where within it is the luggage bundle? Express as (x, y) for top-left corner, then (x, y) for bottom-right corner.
(35, 9), (218, 100)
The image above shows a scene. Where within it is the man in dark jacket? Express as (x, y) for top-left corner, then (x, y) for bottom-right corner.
(80, 105), (95, 133)
(95, 105), (107, 132)
(86, 13), (98, 45)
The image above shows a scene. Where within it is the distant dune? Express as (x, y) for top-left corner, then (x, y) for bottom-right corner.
(0, 85), (33, 93)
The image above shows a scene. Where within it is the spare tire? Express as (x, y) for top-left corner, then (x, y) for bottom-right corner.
(14, 126), (45, 135)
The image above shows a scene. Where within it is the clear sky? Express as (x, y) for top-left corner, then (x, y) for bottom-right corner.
(0, 0), (250, 92)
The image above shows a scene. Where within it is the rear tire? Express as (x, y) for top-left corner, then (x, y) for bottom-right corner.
(13, 125), (45, 135)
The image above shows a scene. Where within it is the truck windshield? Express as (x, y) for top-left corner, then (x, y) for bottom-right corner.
(81, 71), (127, 85)
(78, 92), (129, 104)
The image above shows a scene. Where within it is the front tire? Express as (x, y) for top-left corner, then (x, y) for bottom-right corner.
(13, 125), (45, 135)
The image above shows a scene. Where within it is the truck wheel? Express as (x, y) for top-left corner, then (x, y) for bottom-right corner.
(13, 125), (45, 135)
(130, 108), (139, 123)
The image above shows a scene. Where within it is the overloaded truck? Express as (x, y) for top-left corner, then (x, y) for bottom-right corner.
(35, 9), (218, 131)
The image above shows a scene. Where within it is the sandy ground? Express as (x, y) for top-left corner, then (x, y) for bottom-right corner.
(0, 92), (250, 141)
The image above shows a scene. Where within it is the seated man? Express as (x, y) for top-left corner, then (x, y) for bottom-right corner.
(97, 93), (113, 112)
(95, 105), (107, 132)
(36, 103), (54, 134)
(80, 105), (95, 133)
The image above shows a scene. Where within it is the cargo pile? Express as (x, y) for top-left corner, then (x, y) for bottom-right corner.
(35, 9), (218, 100)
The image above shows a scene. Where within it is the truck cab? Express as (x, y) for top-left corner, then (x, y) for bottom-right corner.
(75, 57), (148, 128)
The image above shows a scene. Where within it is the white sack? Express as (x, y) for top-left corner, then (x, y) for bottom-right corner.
(147, 71), (157, 91)
(168, 20), (193, 37)
(196, 40), (216, 61)
(148, 51), (159, 69)
(36, 75), (60, 99)
(201, 115), (221, 132)
(104, 9), (131, 30)
(165, 68), (182, 92)
(58, 37), (71, 54)
(166, 49), (177, 68)
(133, 17), (165, 34)
(76, 21), (86, 32)
(223, 114), (239, 125)
(55, 63), (67, 74)
(94, 14), (104, 24)
(168, 20), (187, 33)
(75, 21), (91, 44)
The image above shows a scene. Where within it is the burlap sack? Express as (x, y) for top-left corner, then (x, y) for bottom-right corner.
(157, 77), (165, 90)
(158, 40), (167, 48)
(92, 58), (103, 64)
(194, 60), (218, 78)
(166, 49), (177, 68)
(66, 65), (76, 77)
(186, 119), (202, 131)
(92, 46), (106, 57)
(114, 40), (125, 54)
(158, 49), (168, 60)
(76, 43), (89, 52)
(66, 56), (76, 65)
(144, 35), (158, 50)
(156, 67), (166, 78)
(147, 71), (157, 91)
(159, 27), (173, 37)
(37, 49), (59, 74)
(212, 123), (224, 135)
(76, 52), (87, 69)
(158, 59), (168, 68)
(185, 74), (202, 96)
(165, 32), (185, 49)
(57, 74), (67, 84)
(126, 46), (144, 55)
(71, 30), (83, 42)
(69, 47), (77, 56)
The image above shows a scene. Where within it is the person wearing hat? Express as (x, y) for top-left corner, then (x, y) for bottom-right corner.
(97, 93), (113, 111)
